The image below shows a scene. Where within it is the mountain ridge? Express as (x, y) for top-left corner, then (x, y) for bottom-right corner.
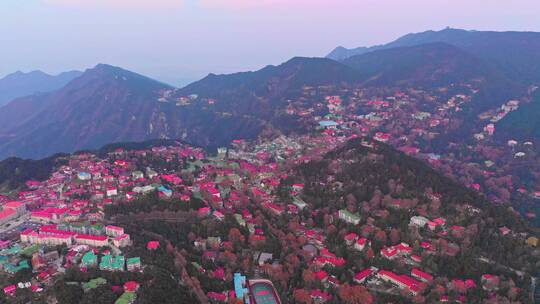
(0, 64), (174, 159)
(327, 28), (540, 83)
(0, 69), (82, 107)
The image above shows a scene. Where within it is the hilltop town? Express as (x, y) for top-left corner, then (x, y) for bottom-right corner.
(0, 89), (538, 303)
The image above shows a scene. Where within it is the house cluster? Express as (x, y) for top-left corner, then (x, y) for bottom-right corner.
(0, 95), (536, 304)
(0, 145), (210, 299)
(283, 83), (540, 210)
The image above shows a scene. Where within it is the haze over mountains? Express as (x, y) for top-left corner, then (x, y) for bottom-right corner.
(0, 64), (173, 159)
(327, 28), (540, 83)
(0, 70), (82, 107)
(0, 28), (539, 160)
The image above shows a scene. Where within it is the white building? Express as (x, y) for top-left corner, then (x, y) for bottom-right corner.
(409, 216), (429, 228)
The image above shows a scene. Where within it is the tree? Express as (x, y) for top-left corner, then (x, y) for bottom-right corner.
(54, 281), (84, 304)
(293, 288), (313, 304)
(338, 284), (374, 304)
(389, 228), (401, 244)
(365, 248), (375, 259)
(374, 230), (387, 244)
(302, 269), (316, 287)
(228, 228), (245, 247)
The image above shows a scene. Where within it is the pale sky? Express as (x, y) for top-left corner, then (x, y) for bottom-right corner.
(1, 0), (539, 86)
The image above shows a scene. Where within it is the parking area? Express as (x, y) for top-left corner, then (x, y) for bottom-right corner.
(0, 215), (41, 240)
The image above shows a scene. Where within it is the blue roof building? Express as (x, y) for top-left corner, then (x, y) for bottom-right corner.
(158, 185), (172, 197)
(234, 273), (249, 303)
(318, 120), (339, 128)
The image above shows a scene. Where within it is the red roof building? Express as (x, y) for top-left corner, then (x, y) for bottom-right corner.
(123, 281), (140, 292)
(378, 270), (421, 296)
(147, 241), (160, 250)
(411, 268), (433, 283)
(354, 268), (376, 284)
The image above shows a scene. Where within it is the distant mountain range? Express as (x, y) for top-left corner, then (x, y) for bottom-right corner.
(0, 64), (174, 159)
(341, 42), (510, 87)
(328, 28), (540, 83)
(0, 63), (279, 159)
(0, 70), (82, 107)
(179, 41), (522, 127)
(176, 57), (362, 120)
(0, 28), (539, 159)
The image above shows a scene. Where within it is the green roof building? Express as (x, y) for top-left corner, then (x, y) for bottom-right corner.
(100, 254), (112, 271)
(83, 277), (107, 291)
(20, 244), (40, 257)
(115, 292), (136, 304)
(3, 244), (21, 255)
(112, 256), (125, 271)
(82, 251), (98, 267)
(126, 257), (141, 271)
(4, 260), (30, 274)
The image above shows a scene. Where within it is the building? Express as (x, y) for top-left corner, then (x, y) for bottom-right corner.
(147, 241), (160, 250)
(381, 243), (412, 260)
(113, 234), (131, 247)
(3, 201), (26, 216)
(78, 172), (91, 180)
(133, 185), (155, 194)
(234, 273), (249, 302)
(75, 234), (108, 247)
(318, 120), (339, 129)
(146, 168), (158, 179)
(115, 292), (136, 304)
(106, 187), (118, 197)
(409, 216), (429, 228)
(292, 197), (308, 210)
(248, 279), (282, 304)
(21, 229), (75, 246)
(0, 208), (17, 225)
(354, 267), (377, 284)
(82, 251), (98, 267)
(354, 238), (370, 251)
(411, 268), (433, 283)
(132, 171), (144, 179)
(378, 270), (421, 296)
(527, 236), (538, 247)
(4, 260), (30, 274)
(484, 124), (495, 136)
(158, 186), (173, 197)
(338, 209), (361, 225)
(106, 225), (125, 237)
(344, 233), (358, 246)
(126, 257), (141, 271)
(100, 255), (125, 271)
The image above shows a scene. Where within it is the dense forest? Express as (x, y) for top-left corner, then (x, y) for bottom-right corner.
(279, 138), (539, 302)
(497, 89), (540, 144)
(0, 154), (67, 190)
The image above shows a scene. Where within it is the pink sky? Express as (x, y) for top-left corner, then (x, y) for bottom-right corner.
(2, 0), (539, 85)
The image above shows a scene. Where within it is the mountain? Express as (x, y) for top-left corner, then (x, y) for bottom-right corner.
(341, 42), (507, 87)
(175, 57), (364, 137)
(179, 57), (362, 104)
(0, 62), (284, 159)
(328, 28), (540, 83)
(0, 64), (177, 159)
(0, 50), (525, 160)
(0, 69), (82, 107)
(292, 138), (539, 278)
